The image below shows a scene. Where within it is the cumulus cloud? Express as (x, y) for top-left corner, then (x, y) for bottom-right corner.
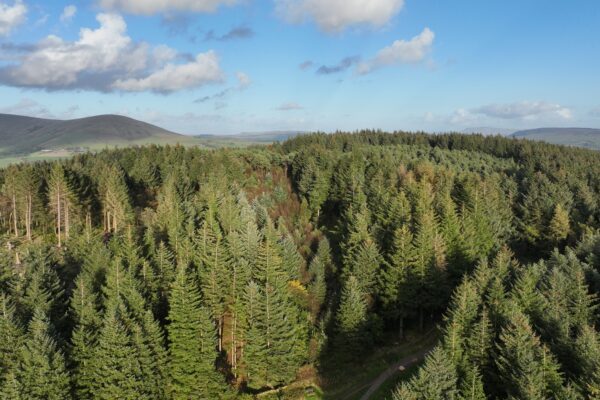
(99, 0), (237, 14)
(0, 13), (224, 93)
(0, 0), (27, 36)
(113, 51), (224, 93)
(317, 56), (360, 75)
(60, 5), (77, 23)
(276, 102), (303, 111)
(276, 0), (404, 32)
(473, 101), (572, 120)
(357, 28), (434, 74)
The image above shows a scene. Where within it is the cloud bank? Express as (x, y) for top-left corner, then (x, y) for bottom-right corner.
(0, 13), (224, 93)
(473, 101), (572, 120)
(276, 0), (404, 32)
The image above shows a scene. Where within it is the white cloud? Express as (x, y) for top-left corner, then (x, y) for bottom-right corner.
(357, 28), (434, 74)
(236, 71), (251, 88)
(473, 101), (572, 120)
(0, 13), (224, 93)
(0, 0), (27, 36)
(1, 14), (147, 89)
(60, 5), (77, 23)
(276, 102), (303, 111)
(276, 0), (404, 32)
(113, 51), (223, 93)
(98, 0), (237, 14)
(589, 107), (600, 118)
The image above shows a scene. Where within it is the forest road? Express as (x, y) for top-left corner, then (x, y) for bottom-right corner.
(357, 344), (435, 400)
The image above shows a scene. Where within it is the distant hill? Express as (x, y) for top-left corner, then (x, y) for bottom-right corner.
(0, 113), (192, 156)
(461, 127), (517, 136)
(511, 127), (600, 150)
(197, 131), (305, 143)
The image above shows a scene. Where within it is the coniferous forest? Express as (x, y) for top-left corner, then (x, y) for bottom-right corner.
(1, 131), (600, 399)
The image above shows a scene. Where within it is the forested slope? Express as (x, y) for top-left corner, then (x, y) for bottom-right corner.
(0, 131), (599, 398)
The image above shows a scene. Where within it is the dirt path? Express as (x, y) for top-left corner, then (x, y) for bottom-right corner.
(357, 344), (435, 400)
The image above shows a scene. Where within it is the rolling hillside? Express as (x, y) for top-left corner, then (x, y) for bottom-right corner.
(512, 127), (600, 150)
(0, 113), (197, 156)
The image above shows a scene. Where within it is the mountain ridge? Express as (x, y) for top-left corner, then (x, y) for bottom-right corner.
(0, 113), (185, 155)
(511, 127), (600, 150)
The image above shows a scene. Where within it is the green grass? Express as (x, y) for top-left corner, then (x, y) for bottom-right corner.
(251, 328), (438, 400)
(0, 136), (266, 167)
(356, 363), (420, 400)
(318, 329), (439, 400)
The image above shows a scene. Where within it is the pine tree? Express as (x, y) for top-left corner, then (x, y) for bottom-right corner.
(47, 164), (78, 247)
(89, 305), (143, 400)
(495, 311), (564, 399)
(156, 173), (188, 255)
(243, 222), (307, 389)
(458, 365), (486, 400)
(548, 203), (570, 243)
(196, 214), (227, 351)
(378, 225), (417, 339)
(307, 254), (327, 318)
(394, 347), (458, 400)
(167, 264), (226, 398)
(443, 280), (481, 372)
(573, 325), (600, 397)
(224, 230), (252, 377)
(334, 275), (369, 357)
(0, 293), (23, 380)
(99, 164), (132, 233)
(70, 273), (100, 399)
(0, 369), (21, 399)
(17, 308), (71, 400)
(279, 234), (303, 281)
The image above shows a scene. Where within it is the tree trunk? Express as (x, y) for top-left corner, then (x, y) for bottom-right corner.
(12, 194), (18, 237)
(25, 194), (32, 241)
(65, 200), (70, 239)
(218, 317), (223, 352)
(419, 308), (424, 332)
(399, 316), (404, 340)
(57, 188), (62, 248)
(232, 312), (237, 377)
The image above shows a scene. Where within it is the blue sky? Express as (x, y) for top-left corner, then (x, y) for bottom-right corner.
(0, 0), (599, 135)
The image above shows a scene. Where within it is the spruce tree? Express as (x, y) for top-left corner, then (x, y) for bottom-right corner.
(243, 222), (307, 389)
(495, 311), (564, 399)
(394, 347), (458, 400)
(378, 225), (417, 339)
(167, 264), (226, 398)
(70, 273), (100, 399)
(89, 305), (143, 400)
(548, 203), (570, 243)
(334, 275), (369, 357)
(17, 308), (71, 400)
(0, 293), (23, 382)
(0, 370), (21, 399)
(196, 214), (227, 351)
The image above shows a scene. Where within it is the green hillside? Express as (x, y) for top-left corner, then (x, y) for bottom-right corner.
(512, 127), (600, 149)
(0, 114), (270, 166)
